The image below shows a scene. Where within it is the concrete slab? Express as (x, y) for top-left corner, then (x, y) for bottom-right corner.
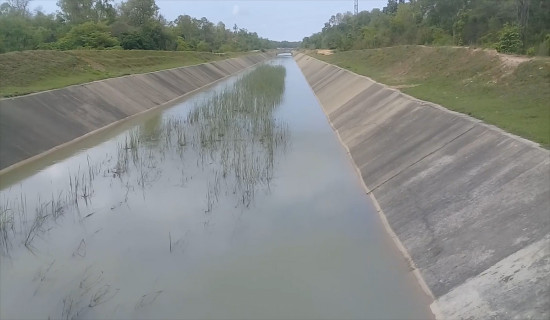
(435, 234), (550, 320)
(295, 53), (550, 319)
(0, 53), (272, 170)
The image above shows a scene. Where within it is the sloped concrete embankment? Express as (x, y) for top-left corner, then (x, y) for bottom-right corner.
(295, 53), (549, 319)
(0, 53), (273, 171)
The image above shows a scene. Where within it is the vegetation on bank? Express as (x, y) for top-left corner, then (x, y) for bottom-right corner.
(0, 0), (299, 53)
(0, 50), (249, 97)
(309, 46), (550, 148)
(302, 0), (549, 56)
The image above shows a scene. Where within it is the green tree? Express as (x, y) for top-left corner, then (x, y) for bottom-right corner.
(383, 0), (398, 15)
(139, 20), (174, 50)
(196, 40), (210, 52)
(301, 0), (547, 55)
(56, 21), (119, 49)
(0, 14), (39, 51)
(120, 31), (150, 49)
(175, 36), (188, 51)
(57, 0), (95, 24)
(120, 0), (158, 27)
(391, 3), (419, 44)
(6, 0), (30, 16)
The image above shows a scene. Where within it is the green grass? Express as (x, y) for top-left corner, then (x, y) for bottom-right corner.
(309, 46), (550, 148)
(0, 50), (249, 97)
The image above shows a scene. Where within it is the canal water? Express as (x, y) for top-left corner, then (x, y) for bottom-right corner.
(0, 56), (433, 319)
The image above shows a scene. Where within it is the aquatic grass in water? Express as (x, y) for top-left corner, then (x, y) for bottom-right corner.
(186, 65), (288, 207)
(0, 64), (289, 255)
(0, 58), (435, 320)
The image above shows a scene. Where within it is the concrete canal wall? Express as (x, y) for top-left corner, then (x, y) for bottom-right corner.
(0, 53), (273, 171)
(295, 53), (549, 319)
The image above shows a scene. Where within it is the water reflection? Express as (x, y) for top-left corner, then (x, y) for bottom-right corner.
(0, 58), (433, 320)
(0, 64), (289, 256)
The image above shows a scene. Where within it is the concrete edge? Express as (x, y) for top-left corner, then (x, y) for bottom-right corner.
(296, 52), (550, 319)
(0, 52), (262, 102)
(298, 53), (547, 152)
(298, 57), (439, 319)
(0, 55), (269, 176)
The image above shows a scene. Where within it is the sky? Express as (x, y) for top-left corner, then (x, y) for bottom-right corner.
(30, 0), (388, 42)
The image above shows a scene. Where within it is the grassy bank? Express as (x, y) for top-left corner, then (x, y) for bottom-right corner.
(309, 46), (550, 148)
(0, 50), (248, 97)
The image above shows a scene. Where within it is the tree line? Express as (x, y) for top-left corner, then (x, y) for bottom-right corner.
(0, 0), (299, 53)
(302, 0), (550, 56)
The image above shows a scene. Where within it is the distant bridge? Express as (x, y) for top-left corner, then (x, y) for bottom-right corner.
(276, 48), (294, 56)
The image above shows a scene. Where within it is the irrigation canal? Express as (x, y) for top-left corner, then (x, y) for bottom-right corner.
(0, 56), (433, 319)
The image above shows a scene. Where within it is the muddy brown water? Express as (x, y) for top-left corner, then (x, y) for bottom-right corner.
(0, 57), (433, 319)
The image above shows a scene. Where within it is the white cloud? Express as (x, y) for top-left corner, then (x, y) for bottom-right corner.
(232, 5), (240, 16)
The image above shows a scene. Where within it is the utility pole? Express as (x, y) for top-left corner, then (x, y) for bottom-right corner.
(354, 0), (358, 15)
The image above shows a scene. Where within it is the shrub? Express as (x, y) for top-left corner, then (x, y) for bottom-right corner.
(538, 34), (550, 56)
(196, 40), (211, 52)
(36, 42), (59, 50)
(496, 24), (523, 54)
(56, 22), (119, 50)
(176, 36), (188, 51)
(120, 31), (153, 50)
(219, 43), (234, 53)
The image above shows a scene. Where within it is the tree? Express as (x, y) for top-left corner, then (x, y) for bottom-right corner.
(93, 0), (116, 24)
(118, 20), (173, 50)
(175, 36), (188, 51)
(173, 14), (200, 42)
(383, 0), (398, 15)
(0, 2), (11, 15)
(120, 31), (150, 49)
(120, 0), (158, 27)
(517, 0), (530, 45)
(196, 40), (210, 52)
(362, 26), (380, 48)
(56, 21), (119, 49)
(198, 16), (214, 45)
(0, 14), (38, 50)
(300, 0), (547, 55)
(0, 0), (282, 54)
(7, 0), (30, 16)
(57, 0), (95, 24)
(391, 3), (419, 44)
(140, 20), (174, 50)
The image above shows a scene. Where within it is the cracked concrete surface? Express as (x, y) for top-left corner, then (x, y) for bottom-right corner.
(295, 53), (550, 319)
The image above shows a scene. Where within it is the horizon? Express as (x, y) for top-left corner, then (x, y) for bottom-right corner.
(29, 0), (388, 42)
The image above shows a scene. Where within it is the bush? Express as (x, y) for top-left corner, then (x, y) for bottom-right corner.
(478, 31), (498, 48)
(36, 42), (59, 50)
(176, 36), (188, 51)
(416, 26), (453, 46)
(538, 34), (550, 56)
(527, 47), (535, 56)
(0, 38), (4, 53)
(56, 22), (119, 50)
(120, 31), (154, 50)
(496, 24), (523, 54)
(219, 43), (234, 53)
(196, 40), (211, 52)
